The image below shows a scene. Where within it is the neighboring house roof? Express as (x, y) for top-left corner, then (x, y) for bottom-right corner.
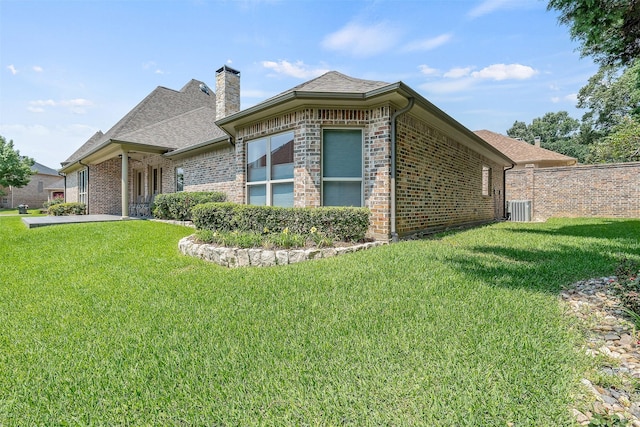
(474, 129), (577, 167)
(61, 79), (218, 171)
(32, 162), (60, 176)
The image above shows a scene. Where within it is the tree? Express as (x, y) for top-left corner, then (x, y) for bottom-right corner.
(0, 135), (35, 195)
(506, 111), (591, 162)
(588, 116), (640, 162)
(578, 60), (640, 131)
(547, 0), (640, 68)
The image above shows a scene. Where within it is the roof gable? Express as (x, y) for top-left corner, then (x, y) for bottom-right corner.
(62, 80), (217, 165)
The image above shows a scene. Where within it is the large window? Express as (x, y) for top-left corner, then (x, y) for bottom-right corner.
(246, 131), (294, 207)
(322, 129), (363, 206)
(78, 169), (88, 204)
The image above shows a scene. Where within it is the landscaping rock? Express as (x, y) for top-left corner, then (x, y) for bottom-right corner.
(563, 277), (640, 425)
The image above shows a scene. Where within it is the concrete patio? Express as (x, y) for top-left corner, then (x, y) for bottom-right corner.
(21, 215), (141, 229)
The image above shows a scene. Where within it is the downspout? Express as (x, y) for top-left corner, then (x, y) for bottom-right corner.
(503, 163), (515, 220)
(390, 97), (415, 243)
(78, 160), (89, 214)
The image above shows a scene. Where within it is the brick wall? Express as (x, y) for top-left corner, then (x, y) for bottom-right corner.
(0, 173), (62, 208)
(506, 162), (640, 221)
(176, 144), (241, 202)
(395, 114), (505, 236)
(90, 158), (121, 215)
(235, 106), (393, 240)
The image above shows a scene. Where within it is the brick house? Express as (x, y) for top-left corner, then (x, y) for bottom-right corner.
(1, 162), (64, 209)
(60, 66), (513, 241)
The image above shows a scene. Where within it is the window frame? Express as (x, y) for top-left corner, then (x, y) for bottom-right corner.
(321, 128), (364, 207)
(482, 165), (492, 197)
(245, 130), (295, 207)
(175, 167), (184, 192)
(78, 168), (88, 204)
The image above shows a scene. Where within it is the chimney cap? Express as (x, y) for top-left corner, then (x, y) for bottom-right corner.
(216, 65), (240, 76)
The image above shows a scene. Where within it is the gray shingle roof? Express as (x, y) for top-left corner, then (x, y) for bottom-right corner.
(62, 79), (218, 165)
(262, 71), (391, 104)
(32, 162), (60, 176)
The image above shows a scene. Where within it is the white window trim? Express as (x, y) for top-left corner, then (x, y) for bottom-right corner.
(246, 131), (295, 206)
(321, 128), (364, 207)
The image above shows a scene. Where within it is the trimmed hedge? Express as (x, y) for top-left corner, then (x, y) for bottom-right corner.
(48, 202), (86, 216)
(191, 203), (371, 241)
(152, 192), (226, 220)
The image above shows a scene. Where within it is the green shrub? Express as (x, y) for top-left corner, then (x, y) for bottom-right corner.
(152, 192), (226, 220)
(43, 196), (64, 209)
(47, 202), (86, 216)
(191, 203), (370, 242)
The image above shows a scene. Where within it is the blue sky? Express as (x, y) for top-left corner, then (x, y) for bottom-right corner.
(0, 0), (598, 168)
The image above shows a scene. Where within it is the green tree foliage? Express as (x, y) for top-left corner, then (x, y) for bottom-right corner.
(547, 0), (640, 68)
(578, 60), (640, 133)
(0, 135), (35, 193)
(588, 116), (640, 162)
(506, 111), (591, 162)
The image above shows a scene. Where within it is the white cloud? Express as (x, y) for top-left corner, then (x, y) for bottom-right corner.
(421, 78), (476, 94)
(7, 65), (18, 75)
(262, 60), (329, 79)
(403, 33), (452, 52)
(322, 21), (402, 57)
(471, 64), (538, 80)
(467, 0), (512, 18)
(418, 65), (439, 77)
(444, 67), (474, 79)
(28, 98), (93, 114)
(552, 93), (578, 103)
(33, 66), (43, 72)
(421, 63), (538, 94)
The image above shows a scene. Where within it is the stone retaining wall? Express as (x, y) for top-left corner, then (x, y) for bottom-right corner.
(179, 235), (385, 268)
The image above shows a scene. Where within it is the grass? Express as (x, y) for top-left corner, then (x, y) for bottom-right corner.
(0, 217), (639, 425)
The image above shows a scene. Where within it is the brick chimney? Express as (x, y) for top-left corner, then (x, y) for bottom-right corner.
(534, 136), (541, 147)
(215, 65), (240, 120)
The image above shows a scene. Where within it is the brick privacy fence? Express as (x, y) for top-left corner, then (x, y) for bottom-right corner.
(506, 162), (640, 221)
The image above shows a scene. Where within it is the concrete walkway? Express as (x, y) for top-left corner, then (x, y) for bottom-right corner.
(22, 215), (142, 229)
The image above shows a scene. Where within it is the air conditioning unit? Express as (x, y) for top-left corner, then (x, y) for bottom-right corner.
(508, 200), (532, 222)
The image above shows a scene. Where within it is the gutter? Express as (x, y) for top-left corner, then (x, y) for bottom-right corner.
(503, 163), (515, 220)
(390, 97), (415, 242)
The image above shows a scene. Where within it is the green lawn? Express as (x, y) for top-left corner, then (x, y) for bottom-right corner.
(1, 217), (639, 426)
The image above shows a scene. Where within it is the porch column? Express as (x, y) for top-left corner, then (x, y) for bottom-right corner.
(121, 151), (129, 219)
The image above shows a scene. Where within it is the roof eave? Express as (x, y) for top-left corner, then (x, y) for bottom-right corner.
(163, 136), (230, 160)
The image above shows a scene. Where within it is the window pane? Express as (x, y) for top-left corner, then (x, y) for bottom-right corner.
(323, 129), (362, 178)
(176, 167), (184, 192)
(247, 138), (267, 182)
(323, 181), (362, 206)
(272, 182), (294, 207)
(271, 132), (294, 180)
(248, 185), (266, 206)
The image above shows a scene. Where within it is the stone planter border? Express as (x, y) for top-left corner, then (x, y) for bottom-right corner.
(178, 235), (385, 268)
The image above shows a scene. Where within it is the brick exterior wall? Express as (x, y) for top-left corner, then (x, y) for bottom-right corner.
(0, 173), (62, 208)
(90, 158), (121, 215)
(176, 144), (241, 202)
(395, 114), (505, 236)
(506, 162), (640, 221)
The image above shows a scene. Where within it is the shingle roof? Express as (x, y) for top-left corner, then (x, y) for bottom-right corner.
(32, 162), (60, 176)
(268, 71), (391, 99)
(474, 129), (577, 166)
(62, 79), (218, 165)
